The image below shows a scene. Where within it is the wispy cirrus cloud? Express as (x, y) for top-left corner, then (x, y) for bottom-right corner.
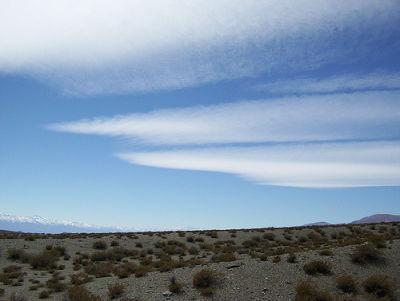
(48, 91), (400, 145)
(1, 1), (399, 95)
(255, 72), (400, 95)
(118, 141), (400, 188)
(48, 90), (400, 188)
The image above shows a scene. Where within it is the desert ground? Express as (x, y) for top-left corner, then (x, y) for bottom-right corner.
(0, 223), (399, 301)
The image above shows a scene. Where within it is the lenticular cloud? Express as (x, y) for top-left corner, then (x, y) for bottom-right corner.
(48, 90), (400, 188)
(118, 141), (400, 188)
(48, 91), (400, 145)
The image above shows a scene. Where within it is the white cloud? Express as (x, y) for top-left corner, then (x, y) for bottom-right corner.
(48, 91), (400, 145)
(255, 72), (400, 94)
(1, 0), (398, 94)
(117, 141), (400, 188)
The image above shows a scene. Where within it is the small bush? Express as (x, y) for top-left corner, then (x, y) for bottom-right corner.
(70, 272), (92, 285)
(272, 255), (281, 263)
(169, 276), (183, 294)
(7, 249), (26, 261)
(351, 244), (383, 265)
(92, 240), (107, 250)
(84, 262), (113, 278)
(46, 274), (66, 292)
(65, 286), (102, 301)
(295, 280), (333, 301)
(39, 290), (50, 299)
(193, 269), (218, 296)
(303, 260), (332, 276)
(211, 252), (236, 263)
(110, 240), (119, 247)
(108, 283), (125, 299)
(263, 232), (275, 241)
(336, 275), (357, 294)
(363, 274), (394, 299)
(287, 253), (297, 263)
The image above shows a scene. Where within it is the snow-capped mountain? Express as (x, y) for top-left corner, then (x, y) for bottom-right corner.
(0, 213), (121, 233)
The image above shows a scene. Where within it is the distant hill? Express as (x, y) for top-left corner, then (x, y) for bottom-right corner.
(351, 214), (400, 224)
(304, 222), (331, 226)
(0, 213), (121, 234)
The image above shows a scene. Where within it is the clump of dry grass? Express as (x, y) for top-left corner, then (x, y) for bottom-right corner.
(92, 240), (107, 250)
(351, 244), (383, 265)
(295, 280), (332, 301)
(108, 283), (125, 299)
(193, 269), (219, 297)
(287, 253), (297, 263)
(363, 274), (394, 300)
(336, 275), (357, 294)
(303, 260), (332, 276)
(211, 252), (236, 263)
(168, 276), (183, 294)
(84, 262), (113, 278)
(64, 286), (102, 301)
(38, 290), (50, 299)
(70, 272), (92, 285)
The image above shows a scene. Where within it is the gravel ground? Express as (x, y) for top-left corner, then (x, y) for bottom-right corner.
(0, 225), (399, 301)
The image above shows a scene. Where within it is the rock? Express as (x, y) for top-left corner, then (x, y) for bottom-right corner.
(162, 290), (173, 297)
(227, 263), (242, 269)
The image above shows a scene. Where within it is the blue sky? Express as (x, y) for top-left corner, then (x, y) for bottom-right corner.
(1, 1), (400, 230)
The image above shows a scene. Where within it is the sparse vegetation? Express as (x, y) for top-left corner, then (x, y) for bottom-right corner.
(0, 222), (399, 300)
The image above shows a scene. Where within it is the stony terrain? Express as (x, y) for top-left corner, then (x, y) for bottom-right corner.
(0, 222), (399, 301)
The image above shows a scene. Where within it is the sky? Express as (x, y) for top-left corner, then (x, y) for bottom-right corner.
(1, 0), (400, 230)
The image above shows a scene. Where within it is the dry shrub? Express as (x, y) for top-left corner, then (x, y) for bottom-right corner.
(169, 276), (183, 294)
(193, 269), (218, 296)
(287, 253), (297, 263)
(92, 240), (107, 250)
(7, 249), (26, 261)
(70, 272), (92, 285)
(336, 275), (357, 294)
(84, 262), (113, 278)
(351, 244), (383, 265)
(64, 286), (102, 301)
(211, 252), (236, 263)
(303, 260), (332, 276)
(108, 283), (125, 299)
(39, 290), (50, 299)
(263, 232), (275, 241)
(363, 274), (394, 300)
(272, 255), (281, 263)
(295, 280), (333, 301)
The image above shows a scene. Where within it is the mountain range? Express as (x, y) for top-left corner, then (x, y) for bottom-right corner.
(1, 213), (399, 234)
(305, 214), (400, 227)
(0, 213), (121, 233)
